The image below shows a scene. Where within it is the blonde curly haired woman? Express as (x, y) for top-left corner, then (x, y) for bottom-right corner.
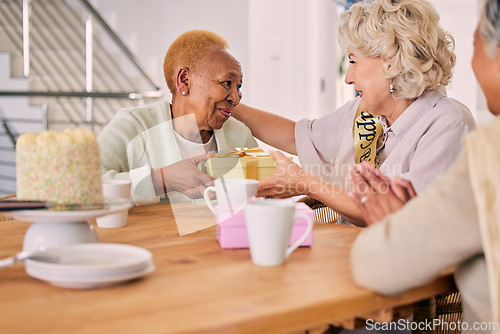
(232, 0), (475, 226)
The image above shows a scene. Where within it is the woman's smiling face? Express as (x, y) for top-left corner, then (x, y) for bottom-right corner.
(189, 47), (243, 131)
(344, 49), (393, 115)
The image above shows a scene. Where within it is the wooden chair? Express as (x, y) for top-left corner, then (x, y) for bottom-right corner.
(297, 197), (342, 224)
(436, 291), (462, 333)
(413, 290), (462, 334)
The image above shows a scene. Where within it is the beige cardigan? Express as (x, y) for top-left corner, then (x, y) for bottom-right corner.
(351, 116), (500, 333)
(466, 117), (500, 332)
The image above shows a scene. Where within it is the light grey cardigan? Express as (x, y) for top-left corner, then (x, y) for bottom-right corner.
(98, 100), (257, 206)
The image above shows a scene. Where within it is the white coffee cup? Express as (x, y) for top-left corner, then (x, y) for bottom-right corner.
(96, 179), (131, 228)
(244, 199), (314, 266)
(203, 179), (258, 214)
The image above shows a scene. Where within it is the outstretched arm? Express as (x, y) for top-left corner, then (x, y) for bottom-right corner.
(258, 151), (366, 225)
(232, 103), (297, 155)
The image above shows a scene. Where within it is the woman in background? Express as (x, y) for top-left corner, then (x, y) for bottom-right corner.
(98, 30), (256, 205)
(232, 0), (475, 225)
(349, 0), (500, 330)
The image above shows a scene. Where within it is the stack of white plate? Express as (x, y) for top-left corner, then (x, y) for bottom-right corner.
(25, 243), (155, 289)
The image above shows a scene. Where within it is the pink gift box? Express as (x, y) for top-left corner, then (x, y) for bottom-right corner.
(215, 202), (314, 249)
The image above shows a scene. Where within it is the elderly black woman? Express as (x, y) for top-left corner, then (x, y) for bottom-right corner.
(348, 0), (500, 330)
(98, 30), (257, 205)
(232, 0), (475, 226)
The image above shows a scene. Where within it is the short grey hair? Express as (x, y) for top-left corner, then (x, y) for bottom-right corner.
(479, 0), (500, 59)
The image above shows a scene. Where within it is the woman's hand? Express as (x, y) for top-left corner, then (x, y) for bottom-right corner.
(348, 161), (416, 225)
(153, 152), (215, 199)
(257, 151), (314, 198)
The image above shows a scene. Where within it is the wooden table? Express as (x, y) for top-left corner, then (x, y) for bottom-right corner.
(0, 203), (455, 334)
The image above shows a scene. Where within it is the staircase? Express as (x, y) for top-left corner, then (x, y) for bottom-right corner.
(0, 0), (164, 196)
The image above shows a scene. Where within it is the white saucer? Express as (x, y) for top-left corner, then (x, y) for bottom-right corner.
(25, 243), (155, 289)
(6, 197), (132, 223)
(26, 265), (155, 289)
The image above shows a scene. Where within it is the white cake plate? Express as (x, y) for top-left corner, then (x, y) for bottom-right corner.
(5, 197), (133, 251)
(6, 197), (132, 223)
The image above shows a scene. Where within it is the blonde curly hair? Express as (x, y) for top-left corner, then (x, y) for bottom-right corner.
(338, 0), (456, 99)
(163, 30), (229, 95)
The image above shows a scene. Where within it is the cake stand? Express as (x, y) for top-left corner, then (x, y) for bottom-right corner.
(6, 197), (133, 252)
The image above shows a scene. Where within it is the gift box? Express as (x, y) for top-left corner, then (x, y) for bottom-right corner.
(206, 147), (278, 181)
(215, 202), (314, 249)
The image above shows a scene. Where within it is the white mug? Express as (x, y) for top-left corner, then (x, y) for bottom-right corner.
(203, 179), (258, 214)
(244, 199), (314, 266)
(96, 179), (131, 228)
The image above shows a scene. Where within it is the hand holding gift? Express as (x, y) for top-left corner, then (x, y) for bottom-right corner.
(257, 151), (316, 199)
(154, 152), (215, 199)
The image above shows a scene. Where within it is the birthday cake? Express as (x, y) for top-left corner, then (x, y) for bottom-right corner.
(16, 128), (103, 204)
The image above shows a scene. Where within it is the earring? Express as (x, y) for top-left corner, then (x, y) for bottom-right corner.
(181, 91), (186, 96)
(389, 83), (395, 94)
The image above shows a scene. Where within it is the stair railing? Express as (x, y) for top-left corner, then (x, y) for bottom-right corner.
(0, 0), (164, 129)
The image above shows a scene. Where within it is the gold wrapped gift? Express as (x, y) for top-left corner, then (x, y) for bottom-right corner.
(205, 147), (278, 180)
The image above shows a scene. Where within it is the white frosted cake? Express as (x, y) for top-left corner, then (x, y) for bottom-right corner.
(16, 128), (104, 204)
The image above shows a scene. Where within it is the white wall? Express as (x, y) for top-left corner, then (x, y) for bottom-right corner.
(246, 0), (336, 121)
(431, 0), (493, 125)
(89, 0), (249, 102)
(433, 0), (478, 109)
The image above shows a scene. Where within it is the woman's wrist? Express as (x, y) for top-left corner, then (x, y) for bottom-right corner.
(152, 167), (173, 196)
(231, 103), (244, 121)
(302, 173), (322, 198)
